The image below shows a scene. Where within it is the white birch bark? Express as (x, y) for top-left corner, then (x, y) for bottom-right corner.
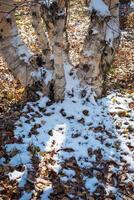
(31, 2), (53, 68)
(77, 0), (120, 97)
(0, 0), (35, 86)
(41, 0), (66, 101)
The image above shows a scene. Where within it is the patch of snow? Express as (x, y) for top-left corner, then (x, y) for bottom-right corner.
(41, 186), (53, 200)
(40, 0), (55, 7)
(9, 152), (31, 166)
(20, 192), (32, 200)
(2, 62), (134, 199)
(84, 176), (98, 192)
(62, 168), (76, 177)
(43, 68), (53, 85)
(8, 170), (25, 181)
(130, 2), (134, 9)
(89, 0), (110, 16)
(32, 67), (53, 84)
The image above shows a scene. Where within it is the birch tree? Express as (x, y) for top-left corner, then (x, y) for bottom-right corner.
(30, 0), (67, 101)
(0, 0), (36, 86)
(31, 2), (52, 68)
(41, 0), (67, 101)
(0, 0), (120, 100)
(77, 0), (120, 97)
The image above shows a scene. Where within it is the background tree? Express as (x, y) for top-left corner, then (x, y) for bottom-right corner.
(119, 0), (131, 29)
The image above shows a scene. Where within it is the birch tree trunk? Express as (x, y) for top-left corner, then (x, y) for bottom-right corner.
(31, 1), (53, 68)
(41, 0), (66, 101)
(77, 0), (120, 97)
(0, 0), (35, 86)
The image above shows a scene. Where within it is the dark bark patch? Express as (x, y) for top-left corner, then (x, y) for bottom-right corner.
(75, 64), (79, 69)
(32, 11), (37, 17)
(55, 42), (61, 47)
(42, 48), (50, 55)
(88, 29), (93, 35)
(20, 53), (26, 58)
(83, 64), (89, 72)
(6, 18), (12, 25)
(0, 35), (3, 41)
(50, 1), (58, 13)
(100, 40), (106, 45)
(36, 55), (43, 66)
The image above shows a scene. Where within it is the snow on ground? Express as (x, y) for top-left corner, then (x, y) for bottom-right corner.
(1, 63), (134, 199)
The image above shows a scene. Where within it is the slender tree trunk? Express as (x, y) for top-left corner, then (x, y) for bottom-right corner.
(77, 0), (120, 97)
(119, 0), (130, 29)
(41, 0), (66, 101)
(31, 1), (53, 68)
(0, 0), (35, 86)
(53, 0), (66, 101)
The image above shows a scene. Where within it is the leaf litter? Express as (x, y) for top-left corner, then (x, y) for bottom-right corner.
(0, 1), (134, 199)
(0, 61), (133, 199)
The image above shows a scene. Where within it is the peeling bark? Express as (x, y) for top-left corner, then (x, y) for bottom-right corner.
(31, 2), (52, 68)
(41, 0), (66, 101)
(0, 0), (35, 86)
(77, 0), (120, 97)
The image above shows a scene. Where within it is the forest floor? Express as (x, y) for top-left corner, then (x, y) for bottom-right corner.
(0, 1), (134, 200)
